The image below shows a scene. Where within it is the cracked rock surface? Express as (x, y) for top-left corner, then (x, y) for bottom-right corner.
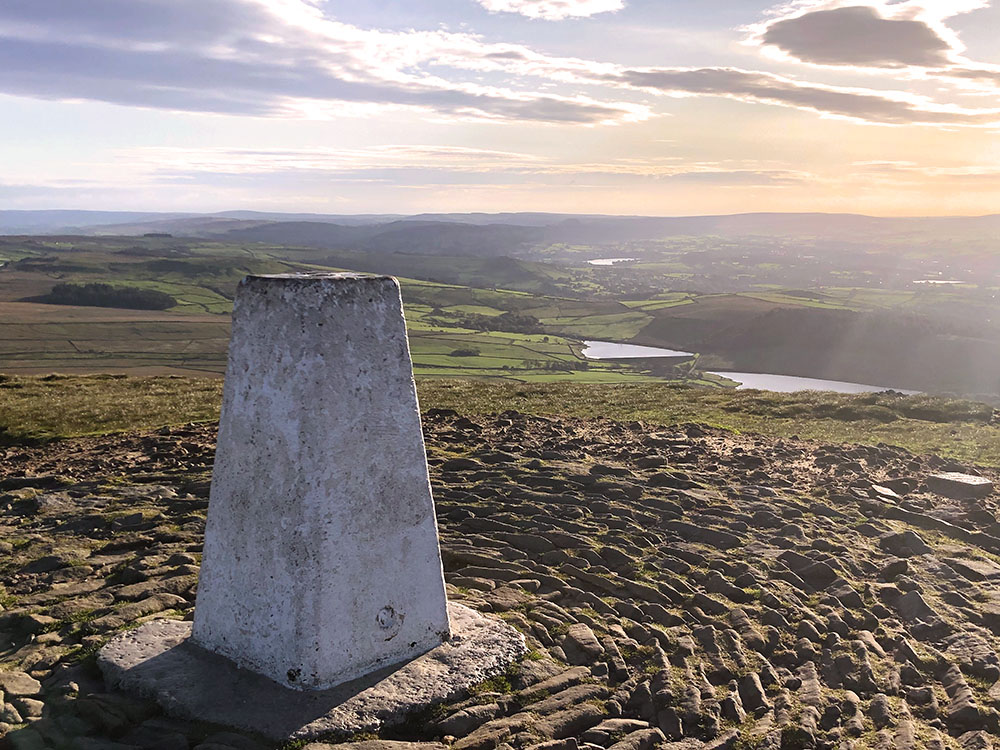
(2, 410), (1000, 749)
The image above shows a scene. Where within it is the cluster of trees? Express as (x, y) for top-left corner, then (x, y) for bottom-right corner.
(516, 360), (590, 372)
(449, 311), (544, 334)
(38, 283), (177, 310)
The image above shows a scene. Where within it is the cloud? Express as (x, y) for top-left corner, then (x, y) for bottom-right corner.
(0, 0), (996, 131)
(0, 0), (644, 124)
(745, 0), (1000, 106)
(124, 146), (546, 174)
(612, 66), (1000, 125)
(117, 145), (808, 189)
(0, 183), (72, 199)
(749, 1), (990, 70)
(474, 0), (624, 20)
(759, 5), (953, 67)
(414, 30), (1000, 127)
(950, 66), (1000, 85)
(853, 160), (1000, 182)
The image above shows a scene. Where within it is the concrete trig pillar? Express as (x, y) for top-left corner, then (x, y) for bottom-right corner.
(192, 273), (451, 690)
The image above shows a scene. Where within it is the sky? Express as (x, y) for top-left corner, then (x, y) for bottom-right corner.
(1, 0), (999, 216)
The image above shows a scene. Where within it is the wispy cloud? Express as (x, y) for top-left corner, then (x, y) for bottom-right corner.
(609, 66), (1000, 126)
(123, 146), (546, 174)
(853, 160), (1000, 182)
(0, 0), (644, 124)
(117, 145), (810, 188)
(474, 0), (624, 20)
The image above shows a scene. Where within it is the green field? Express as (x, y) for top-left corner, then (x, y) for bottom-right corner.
(3, 235), (999, 395)
(0, 239), (681, 382)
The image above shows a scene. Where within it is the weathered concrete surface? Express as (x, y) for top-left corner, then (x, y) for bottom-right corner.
(193, 273), (451, 690)
(98, 603), (526, 740)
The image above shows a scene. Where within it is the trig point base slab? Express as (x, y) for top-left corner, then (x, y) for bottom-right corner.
(98, 273), (525, 738)
(98, 603), (526, 740)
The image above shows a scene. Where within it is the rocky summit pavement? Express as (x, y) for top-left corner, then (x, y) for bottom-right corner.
(3, 410), (1000, 749)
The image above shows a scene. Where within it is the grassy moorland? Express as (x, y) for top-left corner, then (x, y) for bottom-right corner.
(0, 238), (673, 381)
(422, 380), (1000, 466)
(0, 374), (223, 443)
(2, 374), (998, 466)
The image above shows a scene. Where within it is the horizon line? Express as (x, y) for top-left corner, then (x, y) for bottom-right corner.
(2, 208), (1000, 221)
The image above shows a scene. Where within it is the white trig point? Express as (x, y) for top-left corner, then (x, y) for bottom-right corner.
(192, 273), (451, 690)
(98, 273), (524, 739)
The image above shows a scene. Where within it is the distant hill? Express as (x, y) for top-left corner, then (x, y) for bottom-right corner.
(6, 210), (1000, 245)
(223, 220), (543, 257)
(220, 221), (374, 246)
(314, 250), (575, 294)
(0, 210), (196, 234)
(214, 211), (404, 226)
(81, 216), (274, 237)
(214, 212), (1000, 259)
(0, 210), (403, 235)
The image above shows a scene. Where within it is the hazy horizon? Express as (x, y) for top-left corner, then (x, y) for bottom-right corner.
(5, 208), (1000, 221)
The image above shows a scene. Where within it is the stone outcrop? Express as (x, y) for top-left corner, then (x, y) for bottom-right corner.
(2, 410), (1000, 749)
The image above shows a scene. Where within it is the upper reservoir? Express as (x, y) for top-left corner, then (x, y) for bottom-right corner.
(581, 340), (918, 394)
(587, 257), (638, 266)
(582, 340), (694, 359)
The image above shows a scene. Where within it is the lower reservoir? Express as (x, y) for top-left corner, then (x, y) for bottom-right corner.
(580, 340), (918, 394)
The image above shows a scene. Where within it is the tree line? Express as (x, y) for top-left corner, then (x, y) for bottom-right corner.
(37, 283), (177, 310)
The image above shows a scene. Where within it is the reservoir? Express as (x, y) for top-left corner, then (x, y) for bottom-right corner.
(581, 340), (917, 394)
(582, 340), (693, 359)
(588, 257), (638, 266)
(706, 371), (919, 395)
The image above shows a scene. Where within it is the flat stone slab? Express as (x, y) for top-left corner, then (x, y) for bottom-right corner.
(927, 472), (994, 500)
(944, 557), (1000, 581)
(98, 602), (525, 741)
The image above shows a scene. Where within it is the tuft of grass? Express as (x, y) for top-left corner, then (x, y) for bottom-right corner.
(0, 374), (222, 444)
(419, 380), (1000, 467)
(381, 701), (451, 742)
(2, 375), (1000, 466)
(468, 663), (523, 697)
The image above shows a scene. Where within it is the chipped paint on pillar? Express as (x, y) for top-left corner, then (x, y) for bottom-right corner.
(192, 273), (451, 691)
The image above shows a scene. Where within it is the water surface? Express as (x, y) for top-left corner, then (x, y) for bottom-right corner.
(580, 340), (918, 393)
(587, 257), (638, 266)
(708, 371), (919, 395)
(582, 340), (694, 359)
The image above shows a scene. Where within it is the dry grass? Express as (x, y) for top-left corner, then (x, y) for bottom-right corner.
(0, 374), (222, 443)
(2, 375), (998, 467)
(419, 380), (1000, 467)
